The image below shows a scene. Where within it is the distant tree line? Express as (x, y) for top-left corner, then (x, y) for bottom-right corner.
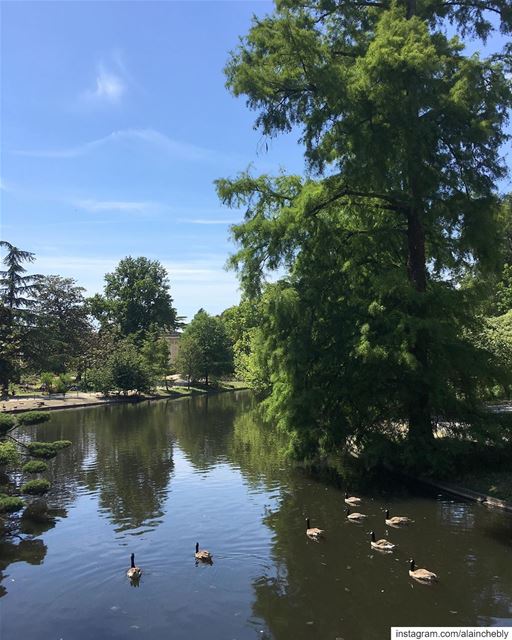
(0, 244), (234, 397)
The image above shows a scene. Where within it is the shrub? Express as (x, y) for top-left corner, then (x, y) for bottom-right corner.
(0, 494), (25, 513)
(26, 440), (71, 458)
(0, 413), (16, 435)
(22, 460), (48, 473)
(21, 479), (51, 495)
(26, 442), (59, 459)
(51, 440), (72, 450)
(0, 442), (20, 466)
(17, 411), (51, 425)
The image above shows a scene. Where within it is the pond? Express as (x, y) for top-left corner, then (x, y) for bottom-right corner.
(1, 392), (512, 639)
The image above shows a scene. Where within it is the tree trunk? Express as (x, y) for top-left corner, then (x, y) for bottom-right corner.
(406, 207), (434, 446)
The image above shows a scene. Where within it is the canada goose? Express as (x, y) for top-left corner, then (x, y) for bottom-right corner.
(126, 553), (142, 579)
(344, 491), (361, 506)
(370, 531), (395, 551)
(385, 509), (413, 526)
(305, 518), (324, 540)
(195, 542), (213, 562)
(345, 507), (367, 521)
(409, 559), (438, 583)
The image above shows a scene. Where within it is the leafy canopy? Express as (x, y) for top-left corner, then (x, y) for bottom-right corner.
(90, 256), (177, 339)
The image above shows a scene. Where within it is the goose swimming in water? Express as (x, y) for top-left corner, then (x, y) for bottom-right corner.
(344, 491), (361, 506)
(127, 553), (142, 580)
(345, 507), (367, 522)
(409, 558), (438, 583)
(305, 518), (324, 540)
(385, 509), (413, 527)
(195, 542), (213, 563)
(370, 531), (395, 551)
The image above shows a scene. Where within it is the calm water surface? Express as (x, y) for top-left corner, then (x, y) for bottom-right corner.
(1, 392), (512, 639)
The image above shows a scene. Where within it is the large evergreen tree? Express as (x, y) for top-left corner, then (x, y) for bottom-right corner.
(0, 242), (41, 396)
(217, 0), (511, 452)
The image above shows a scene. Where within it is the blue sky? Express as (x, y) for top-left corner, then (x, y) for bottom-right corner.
(1, 1), (510, 320)
(0, 0), (304, 319)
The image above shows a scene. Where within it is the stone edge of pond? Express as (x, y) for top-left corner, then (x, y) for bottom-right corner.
(413, 475), (512, 513)
(1, 386), (250, 415)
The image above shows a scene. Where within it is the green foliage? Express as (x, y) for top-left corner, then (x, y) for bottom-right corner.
(16, 411), (51, 425)
(141, 325), (171, 389)
(26, 442), (59, 459)
(0, 413), (16, 434)
(0, 241), (41, 396)
(90, 256), (177, 339)
(475, 311), (512, 397)
(221, 300), (262, 383)
(29, 275), (91, 374)
(0, 494), (24, 513)
(176, 310), (233, 385)
(51, 440), (72, 450)
(175, 333), (203, 386)
(89, 340), (152, 395)
(22, 460), (49, 473)
(21, 479), (51, 495)
(218, 0), (512, 461)
(495, 264), (512, 315)
(40, 371), (56, 394)
(0, 442), (20, 466)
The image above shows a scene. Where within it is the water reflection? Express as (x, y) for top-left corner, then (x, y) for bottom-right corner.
(0, 536), (48, 597)
(81, 404), (174, 533)
(2, 393), (511, 640)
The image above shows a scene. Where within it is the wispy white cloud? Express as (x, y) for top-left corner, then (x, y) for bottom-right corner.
(81, 51), (132, 105)
(12, 128), (233, 164)
(84, 64), (125, 103)
(74, 199), (161, 215)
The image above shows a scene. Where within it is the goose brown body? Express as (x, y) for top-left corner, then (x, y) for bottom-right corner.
(385, 509), (413, 526)
(370, 531), (395, 551)
(127, 553), (142, 579)
(344, 491), (361, 506)
(195, 542), (212, 562)
(305, 518), (324, 540)
(345, 507), (367, 521)
(409, 559), (438, 583)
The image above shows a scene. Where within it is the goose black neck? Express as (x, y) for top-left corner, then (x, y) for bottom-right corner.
(385, 509), (390, 519)
(345, 491), (349, 498)
(131, 553), (135, 568)
(370, 531), (376, 542)
(410, 559), (415, 571)
(306, 518), (310, 529)
(196, 543), (199, 553)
